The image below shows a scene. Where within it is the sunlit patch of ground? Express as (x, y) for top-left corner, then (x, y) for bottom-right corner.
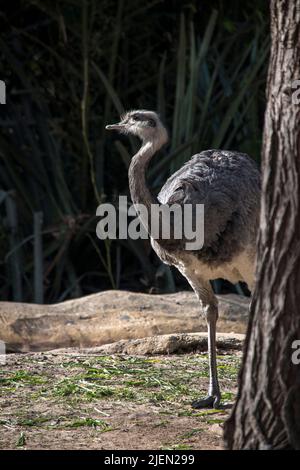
(0, 352), (241, 450)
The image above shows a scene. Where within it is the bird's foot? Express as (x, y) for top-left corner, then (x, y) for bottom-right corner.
(191, 394), (221, 409)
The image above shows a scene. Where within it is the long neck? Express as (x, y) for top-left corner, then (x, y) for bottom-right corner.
(128, 140), (160, 232)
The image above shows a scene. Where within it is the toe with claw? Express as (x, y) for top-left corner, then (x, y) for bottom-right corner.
(191, 393), (221, 409)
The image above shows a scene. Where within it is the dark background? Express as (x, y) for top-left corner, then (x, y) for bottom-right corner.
(0, 0), (268, 303)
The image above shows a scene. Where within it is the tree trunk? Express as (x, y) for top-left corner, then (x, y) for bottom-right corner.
(224, 0), (300, 450)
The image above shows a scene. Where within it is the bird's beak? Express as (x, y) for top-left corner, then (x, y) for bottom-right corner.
(105, 123), (124, 130)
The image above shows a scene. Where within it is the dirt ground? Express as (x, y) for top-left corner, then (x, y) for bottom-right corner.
(0, 350), (241, 450)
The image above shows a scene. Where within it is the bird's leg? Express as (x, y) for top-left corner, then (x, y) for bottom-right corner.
(173, 270), (221, 409)
(192, 303), (221, 409)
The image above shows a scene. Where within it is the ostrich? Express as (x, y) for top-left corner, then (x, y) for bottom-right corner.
(106, 110), (260, 408)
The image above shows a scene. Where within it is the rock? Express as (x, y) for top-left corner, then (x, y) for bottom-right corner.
(0, 290), (249, 352)
(50, 332), (245, 356)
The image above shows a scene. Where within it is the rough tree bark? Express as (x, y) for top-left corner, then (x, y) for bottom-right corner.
(224, 0), (300, 449)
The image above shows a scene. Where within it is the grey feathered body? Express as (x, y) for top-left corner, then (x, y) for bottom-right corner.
(107, 110), (261, 407)
(153, 149), (260, 286)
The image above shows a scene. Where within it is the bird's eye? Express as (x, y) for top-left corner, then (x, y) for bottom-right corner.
(132, 114), (139, 121)
(148, 118), (156, 127)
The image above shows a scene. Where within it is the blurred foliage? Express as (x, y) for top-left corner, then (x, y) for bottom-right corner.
(0, 0), (269, 303)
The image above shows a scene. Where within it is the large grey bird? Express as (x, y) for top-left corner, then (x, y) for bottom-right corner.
(106, 110), (260, 408)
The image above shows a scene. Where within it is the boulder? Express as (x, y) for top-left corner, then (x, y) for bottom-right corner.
(50, 332), (245, 356)
(0, 290), (249, 352)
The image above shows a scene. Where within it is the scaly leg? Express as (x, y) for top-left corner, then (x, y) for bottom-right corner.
(173, 267), (221, 409)
(192, 304), (221, 408)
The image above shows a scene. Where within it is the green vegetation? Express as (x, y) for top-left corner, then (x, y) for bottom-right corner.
(0, 353), (240, 406)
(81, 354), (234, 405)
(1, 415), (112, 431)
(161, 443), (193, 450)
(179, 428), (204, 439)
(0, 370), (48, 391)
(64, 417), (112, 431)
(16, 417), (51, 427)
(16, 432), (26, 447)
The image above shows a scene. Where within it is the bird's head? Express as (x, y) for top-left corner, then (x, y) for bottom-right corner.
(106, 110), (168, 147)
